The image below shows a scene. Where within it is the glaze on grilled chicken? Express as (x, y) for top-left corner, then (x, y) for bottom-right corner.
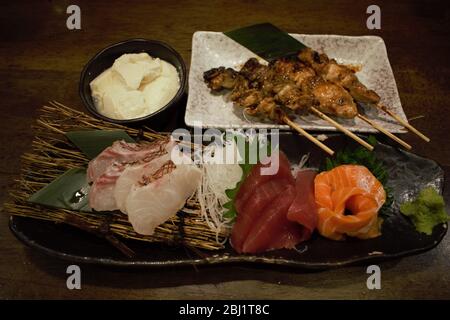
(203, 67), (239, 91)
(270, 58), (358, 118)
(298, 48), (380, 104)
(203, 57), (358, 121)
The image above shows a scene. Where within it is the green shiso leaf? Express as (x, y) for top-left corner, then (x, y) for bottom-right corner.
(28, 130), (135, 212)
(221, 134), (274, 221)
(28, 168), (91, 212)
(400, 187), (449, 235)
(224, 23), (306, 61)
(66, 130), (134, 159)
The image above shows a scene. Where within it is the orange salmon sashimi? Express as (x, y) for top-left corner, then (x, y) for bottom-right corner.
(314, 165), (386, 240)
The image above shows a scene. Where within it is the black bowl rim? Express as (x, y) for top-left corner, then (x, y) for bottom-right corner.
(79, 38), (187, 124)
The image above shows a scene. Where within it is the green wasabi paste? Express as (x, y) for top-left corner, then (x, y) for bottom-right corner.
(400, 187), (449, 235)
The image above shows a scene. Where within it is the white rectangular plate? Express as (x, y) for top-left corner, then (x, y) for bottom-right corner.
(186, 31), (407, 133)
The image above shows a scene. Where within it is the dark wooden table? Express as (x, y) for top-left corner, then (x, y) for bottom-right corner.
(1, 0), (449, 299)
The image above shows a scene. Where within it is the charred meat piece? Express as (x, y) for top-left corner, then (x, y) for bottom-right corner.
(273, 82), (312, 113)
(298, 48), (380, 104)
(245, 97), (283, 123)
(307, 77), (358, 119)
(240, 58), (312, 113)
(270, 59), (357, 118)
(235, 89), (264, 108)
(271, 58), (316, 85)
(203, 67), (239, 91)
(321, 61), (380, 104)
(240, 58), (270, 82)
(203, 54), (359, 120)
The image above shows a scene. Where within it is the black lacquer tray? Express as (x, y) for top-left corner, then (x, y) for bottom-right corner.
(9, 134), (447, 269)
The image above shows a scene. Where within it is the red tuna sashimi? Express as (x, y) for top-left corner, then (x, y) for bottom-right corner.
(286, 169), (318, 241)
(231, 178), (294, 252)
(241, 185), (306, 253)
(234, 151), (294, 212)
(231, 151), (296, 253)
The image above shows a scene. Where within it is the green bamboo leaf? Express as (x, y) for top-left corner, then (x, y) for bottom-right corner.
(66, 130), (135, 159)
(224, 23), (306, 61)
(28, 168), (92, 212)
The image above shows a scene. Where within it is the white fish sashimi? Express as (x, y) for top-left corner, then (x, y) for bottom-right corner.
(125, 162), (202, 235)
(89, 162), (125, 211)
(87, 138), (175, 182)
(114, 153), (170, 214)
(87, 138), (176, 212)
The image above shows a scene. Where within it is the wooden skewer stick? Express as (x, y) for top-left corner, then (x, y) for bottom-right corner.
(282, 115), (334, 156)
(310, 107), (374, 151)
(377, 104), (430, 142)
(357, 114), (412, 150)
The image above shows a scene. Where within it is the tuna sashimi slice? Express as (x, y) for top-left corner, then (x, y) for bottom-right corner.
(231, 178), (294, 252)
(241, 185), (305, 253)
(231, 151), (298, 253)
(234, 152), (294, 212)
(286, 169), (318, 241)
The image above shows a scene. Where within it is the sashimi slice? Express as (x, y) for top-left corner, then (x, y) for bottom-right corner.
(314, 165), (386, 240)
(241, 185), (304, 253)
(125, 161), (202, 235)
(87, 138), (174, 182)
(234, 152), (294, 212)
(286, 169), (318, 241)
(89, 162), (125, 211)
(114, 153), (170, 214)
(231, 178), (294, 252)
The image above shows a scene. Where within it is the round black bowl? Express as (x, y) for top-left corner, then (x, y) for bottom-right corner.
(79, 39), (187, 127)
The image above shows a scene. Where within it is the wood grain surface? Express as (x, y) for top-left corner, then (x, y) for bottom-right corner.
(0, 0), (449, 299)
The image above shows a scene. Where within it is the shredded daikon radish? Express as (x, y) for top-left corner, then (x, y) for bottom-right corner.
(197, 139), (243, 244)
(291, 153), (316, 176)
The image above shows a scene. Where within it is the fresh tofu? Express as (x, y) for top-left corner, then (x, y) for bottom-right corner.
(90, 67), (115, 97)
(115, 91), (148, 119)
(112, 53), (161, 90)
(89, 52), (179, 120)
(90, 68), (127, 119)
(142, 61), (180, 113)
(140, 58), (162, 84)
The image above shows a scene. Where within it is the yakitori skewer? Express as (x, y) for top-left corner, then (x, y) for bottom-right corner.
(204, 58), (414, 153)
(310, 107), (374, 151)
(249, 57), (404, 149)
(298, 48), (430, 143)
(204, 62), (374, 153)
(376, 104), (430, 142)
(205, 67), (337, 155)
(282, 115), (334, 155)
(357, 114), (412, 150)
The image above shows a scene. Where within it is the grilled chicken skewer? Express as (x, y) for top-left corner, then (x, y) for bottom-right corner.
(206, 60), (376, 150)
(205, 62), (373, 152)
(204, 66), (335, 155)
(205, 57), (411, 150)
(241, 58), (358, 119)
(245, 58), (375, 150)
(298, 48), (430, 142)
(265, 58), (411, 149)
